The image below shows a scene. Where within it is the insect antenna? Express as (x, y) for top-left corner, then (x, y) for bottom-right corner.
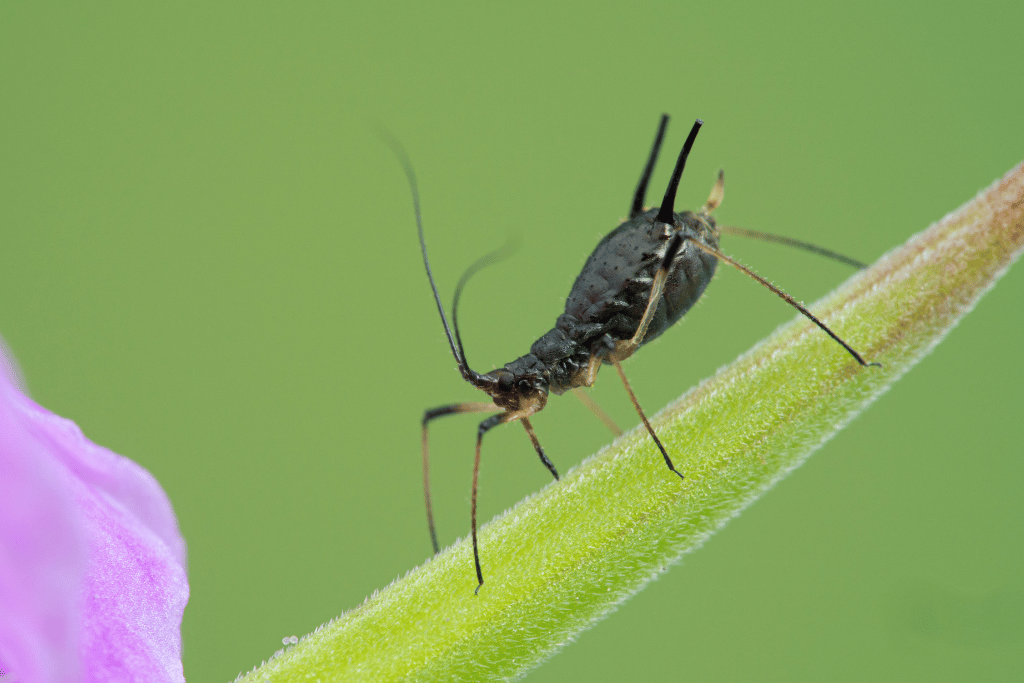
(451, 237), (519, 370)
(685, 238), (880, 367)
(655, 119), (704, 224)
(385, 136), (479, 380)
(717, 226), (867, 269)
(630, 114), (670, 219)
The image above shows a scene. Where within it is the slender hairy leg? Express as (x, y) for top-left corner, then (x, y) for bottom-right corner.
(612, 359), (684, 480)
(421, 401), (498, 554)
(472, 412), (508, 593)
(716, 225), (867, 268)
(521, 417), (559, 479)
(685, 238), (877, 367)
(571, 388), (623, 436)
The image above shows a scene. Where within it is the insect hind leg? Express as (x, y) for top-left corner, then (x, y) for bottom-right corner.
(684, 238), (879, 367)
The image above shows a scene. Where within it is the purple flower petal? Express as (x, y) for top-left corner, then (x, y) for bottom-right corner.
(0, 340), (188, 683)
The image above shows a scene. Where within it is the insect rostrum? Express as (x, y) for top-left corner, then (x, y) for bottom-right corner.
(394, 115), (874, 593)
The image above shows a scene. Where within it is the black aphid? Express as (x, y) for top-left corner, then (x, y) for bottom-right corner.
(393, 115), (876, 593)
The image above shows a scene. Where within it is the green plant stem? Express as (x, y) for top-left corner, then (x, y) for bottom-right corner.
(238, 162), (1024, 682)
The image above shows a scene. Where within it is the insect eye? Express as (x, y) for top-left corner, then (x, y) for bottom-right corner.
(516, 379), (532, 393)
(497, 374), (514, 392)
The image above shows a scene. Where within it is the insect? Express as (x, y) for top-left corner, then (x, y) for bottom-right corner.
(393, 115), (875, 593)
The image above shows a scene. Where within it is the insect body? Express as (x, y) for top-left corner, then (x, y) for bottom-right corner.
(398, 115), (874, 593)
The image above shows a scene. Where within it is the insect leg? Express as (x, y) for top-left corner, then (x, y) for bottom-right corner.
(612, 359), (685, 480)
(521, 416), (560, 480)
(422, 401), (499, 554)
(612, 231), (686, 362)
(684, 238), (879, 367)
(715, 226), (867, 269)
(472, 412), (509, 594)
(571, 388), (623, 436)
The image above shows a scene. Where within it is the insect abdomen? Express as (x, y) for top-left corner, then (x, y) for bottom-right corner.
(560, 210), (719, 347)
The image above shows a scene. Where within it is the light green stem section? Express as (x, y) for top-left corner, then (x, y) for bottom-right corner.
(238, 163), (1024, 682)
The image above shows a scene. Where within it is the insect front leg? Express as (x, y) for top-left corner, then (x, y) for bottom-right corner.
(422, 402), (498, 554)
(521, 416), (559, 480)
(471, 411), (511, 594)
(468, 410), (560, 593)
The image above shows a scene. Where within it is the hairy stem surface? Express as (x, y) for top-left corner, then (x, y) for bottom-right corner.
(238, 162), (1024, 683)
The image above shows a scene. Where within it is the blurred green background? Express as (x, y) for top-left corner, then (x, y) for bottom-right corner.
(2, 1), (1022, 680)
